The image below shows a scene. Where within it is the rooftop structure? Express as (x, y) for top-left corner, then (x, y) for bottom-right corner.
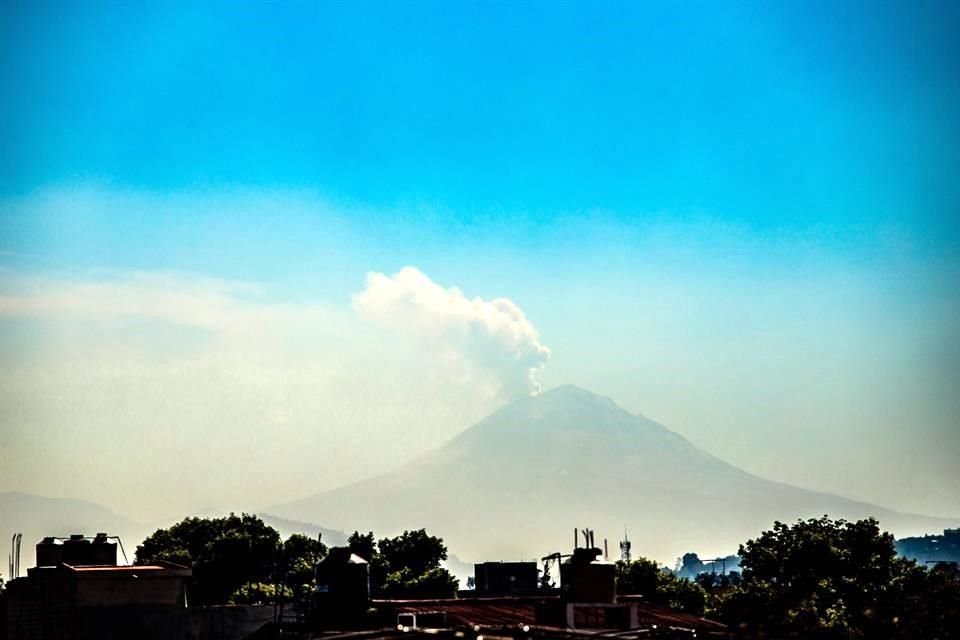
(474, 561), (539, 596)
(5, 533), (191, 640)
(378, 595), (728, 637)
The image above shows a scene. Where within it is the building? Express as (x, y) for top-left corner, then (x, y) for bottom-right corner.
(474, 562), (539, 595)
(5, 533), (191, 640)
(383, 596), (728, 637)
(375, 540), (729, 638)
(313, 546), (371, 623)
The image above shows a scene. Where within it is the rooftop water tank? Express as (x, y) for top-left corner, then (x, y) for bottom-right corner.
(314, 547), (370, 621)
(560, 547), (616, 603)
(36, 537), (64, 567)
(91, 532), (118, 566)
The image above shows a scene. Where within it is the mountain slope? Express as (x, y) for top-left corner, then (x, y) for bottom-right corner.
(257, 513), (348, 547)
(0, 492), (140, 571)
(271, 385), (958, 563)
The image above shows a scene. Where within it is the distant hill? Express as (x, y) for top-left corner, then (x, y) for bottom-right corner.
(270, 385), (960, 564)
(896, 529), (960, 566)
(0, 492), (141, 572)
(673, 552), (742, 579)
(257, 513), (348, 547)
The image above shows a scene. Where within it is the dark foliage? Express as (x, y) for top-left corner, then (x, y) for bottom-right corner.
(676, 552), (706, 579)
(348, 528), (458, 598)
(280, 533), (328, 601)
(136, 513), (299, 605)
(714, 516), (960, 639)
(378, 529), (448, 576)
(616, 557), (707, 615)
(695, 571), (741, 590)
(347, 531), (377, 561)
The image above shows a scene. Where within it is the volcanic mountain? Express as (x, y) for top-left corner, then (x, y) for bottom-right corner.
(270, 385), (957, 562)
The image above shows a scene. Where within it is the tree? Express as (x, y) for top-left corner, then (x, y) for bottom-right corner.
(136, 514), (281, 605)
(715, 516), (960, 639)
(907, 562), (960, 638)
(383, 566), (460, 598)
(280, 533), (328, 601)
(378, 529), (448, 576)
(230, 581), (293, 605)
(616, 557), (707, 615)
(676, 552), (706, 579)
(696, 571), (741, 590)
(348, 530), (388, 592)
(347, 529), (458, 598)
(347, 531), (377, 561)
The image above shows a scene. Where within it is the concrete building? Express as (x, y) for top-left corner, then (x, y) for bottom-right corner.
(5, 533), (191, 640)
(379, 539), (729, 637)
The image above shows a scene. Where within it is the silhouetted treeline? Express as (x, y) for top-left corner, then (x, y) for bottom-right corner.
(135, 515), (458, 608)
(129, 513), (959, 638)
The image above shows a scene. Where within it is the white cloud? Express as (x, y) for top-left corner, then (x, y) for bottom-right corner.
(0, 268), (331, 339)
(0, 267), (503, 520)
(353, 266), (550, 399)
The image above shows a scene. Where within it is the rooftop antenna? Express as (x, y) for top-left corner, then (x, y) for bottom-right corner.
(574, 528), (578, 549)
(604, 539), (609, 560)
(620, 528), (632, 564)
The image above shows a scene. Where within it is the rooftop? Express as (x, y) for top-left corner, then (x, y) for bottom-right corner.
(375, 596), (726, 632)
(69, 564), (169, 573)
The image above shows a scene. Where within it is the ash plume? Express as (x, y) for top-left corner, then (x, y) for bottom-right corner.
(353, 267), (550, 399)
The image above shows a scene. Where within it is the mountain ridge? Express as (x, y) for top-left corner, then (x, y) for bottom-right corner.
(3, 387), (955, 569)
(270, 384), (958, 562)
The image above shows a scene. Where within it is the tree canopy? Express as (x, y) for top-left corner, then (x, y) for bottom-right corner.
(713, 516), (960, 639)
(616, 556), (707, 615)
(280, 533), (328, 601)
(135, 513), (324, 606)
(348, 528), (458, 598)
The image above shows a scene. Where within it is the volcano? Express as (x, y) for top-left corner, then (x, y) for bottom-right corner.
(270, 385), (957, 562)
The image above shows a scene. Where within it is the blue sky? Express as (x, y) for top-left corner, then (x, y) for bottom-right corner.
(1, 1), (958, 523)
(4, 1), (959, 225)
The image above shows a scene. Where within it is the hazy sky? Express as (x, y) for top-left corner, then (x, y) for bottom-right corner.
(1, 0), (958, 523)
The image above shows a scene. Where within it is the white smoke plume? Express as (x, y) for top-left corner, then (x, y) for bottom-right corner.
(353, 267), (550, 399)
